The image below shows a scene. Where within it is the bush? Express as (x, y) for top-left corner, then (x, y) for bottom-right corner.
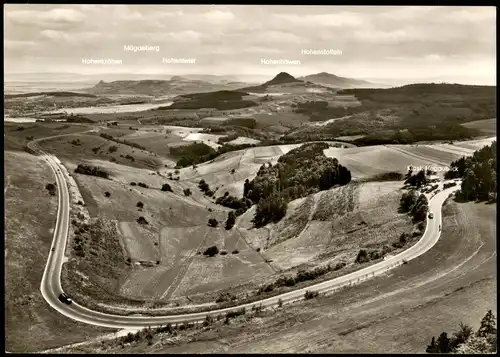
(104, 191), (111, 197)
(198, 179), (210, 192)
(355, 249), (370, 264)
(304, 290), (319, 300)
(108, 145), (118, 153)
(183, 188), (192, 196)
(232, 249), (239, 254)
(130, 182), (137, 186)
(161, 183), (173, 192)
(203, 245), (219, 257)
(137, 201), (144, 209)
(208, 218), (218, 228)
(216, 292), (236, 303)
(138, 182), (149, 188)
(334, 262), (347, 270)
(203, 315), (214, 327)
(45, 183), (56, 196)
(220, 251), (227, 255)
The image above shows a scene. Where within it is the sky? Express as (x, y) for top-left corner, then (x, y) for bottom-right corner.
(4, 5), (496, 85)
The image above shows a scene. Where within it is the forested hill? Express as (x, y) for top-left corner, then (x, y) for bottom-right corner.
(445, 141), (496, 202)
(243, 142), (351, 227)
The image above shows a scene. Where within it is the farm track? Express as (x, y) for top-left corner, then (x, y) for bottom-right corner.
(235, 227), (277, 273)
(386, 145), (449, 166)
(160, 230), (211, 300)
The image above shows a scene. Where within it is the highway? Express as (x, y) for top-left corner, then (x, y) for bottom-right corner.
(30, 134), (461, 329)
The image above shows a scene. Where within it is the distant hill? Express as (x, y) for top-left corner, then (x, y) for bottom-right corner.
(240, 72), (308, 92)
(265, 72), (302, 86)
(86, 78), (250, 96)
(5, 91), (97, 99)
(298, 72), (376, 88)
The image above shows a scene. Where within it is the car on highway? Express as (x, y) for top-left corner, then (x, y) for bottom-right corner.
(428, 212), (434, 219)
(58, 293), (72, 305)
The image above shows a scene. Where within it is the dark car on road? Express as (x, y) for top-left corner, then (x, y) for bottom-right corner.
(58, 293), (72, 305)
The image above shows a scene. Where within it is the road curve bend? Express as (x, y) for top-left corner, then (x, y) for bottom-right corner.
(30, 135), (461, 329)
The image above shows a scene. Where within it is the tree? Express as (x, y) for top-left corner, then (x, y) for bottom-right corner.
(399, 190), (417, 212)
(225, 211), (236, 230)
(476, 310), (496, 338)
(208, 218), (218, 228)
(137, 201), (144, 209)
(198, 179), (210, 192)
(426, 336), (438, 353)
(161, 183), (173, 192)
(455, 335), (493, 354)
(183, 188), (192, 196)
(450, 323), (474, 351)
(404, 168), (413, 180)
(411, 194), (429, 222)
(203, 245), (219, 257)
(437, 332), (451, 353)
(104, 191), (111, 197)
(45, 183), (56, 196)
(137, 216), (148, 225)
(405, 169), (427, 188)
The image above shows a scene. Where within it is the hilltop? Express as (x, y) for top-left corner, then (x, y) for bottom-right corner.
(240, 72), (330, 94)
(298, 72), (376, 88)
(264, 72), (303, 86)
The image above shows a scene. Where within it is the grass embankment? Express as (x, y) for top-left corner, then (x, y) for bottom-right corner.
(4, 151), (113, 352)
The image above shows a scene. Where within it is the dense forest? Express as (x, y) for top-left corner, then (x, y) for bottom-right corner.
(284, 83), (494, 144)
(444, 141), (496, 202)
(160, 90), (258, 110)
(74, 164), (109, 179)
(170, 142), (257, 168)
(243, 142), (352, 226)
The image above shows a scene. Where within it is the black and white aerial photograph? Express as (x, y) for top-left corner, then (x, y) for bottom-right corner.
(4, 4), (497, 354)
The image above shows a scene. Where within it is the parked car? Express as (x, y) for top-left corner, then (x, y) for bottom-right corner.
(58, 293), (72, 305)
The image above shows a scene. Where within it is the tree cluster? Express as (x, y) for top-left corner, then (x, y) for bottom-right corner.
(216, 193), (252, 215)
(445, 141), (496, 202)
(173, 142), (256, 168)
(404, 169), (427, 188)
(257, 262), (346, 295)
(426, 310), (496, 353)
(161, 183), (173, 192)
(208, 218), (219, 228)
(243, 143), (351, 227)
(203, 245), (219, 257)
(74, 164), (109, 179)
(99, 132), (146, 150)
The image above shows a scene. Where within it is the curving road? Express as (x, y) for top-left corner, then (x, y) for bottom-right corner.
(31, 133), (461, 329)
